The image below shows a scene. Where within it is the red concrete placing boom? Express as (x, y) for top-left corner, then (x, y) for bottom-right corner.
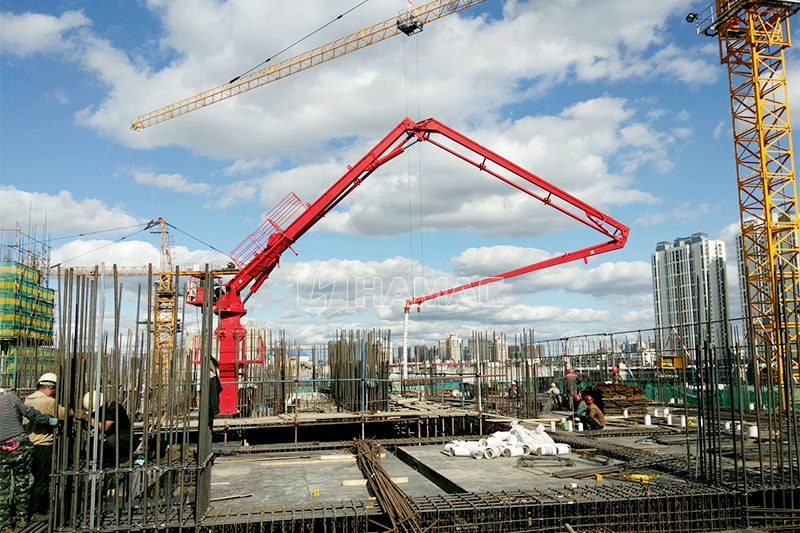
(189, 117), (630, 414)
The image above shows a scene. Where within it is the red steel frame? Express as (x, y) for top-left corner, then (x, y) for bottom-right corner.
(197, 117), (630, 414)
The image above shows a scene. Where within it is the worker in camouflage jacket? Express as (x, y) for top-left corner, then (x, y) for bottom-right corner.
(0, 387), (57, 533)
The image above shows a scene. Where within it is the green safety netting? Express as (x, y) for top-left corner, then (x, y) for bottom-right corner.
(643, 381), (800, 411)
(0, 261), (54, 342)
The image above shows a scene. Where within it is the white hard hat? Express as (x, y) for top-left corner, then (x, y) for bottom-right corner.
(38, 373), (58, 386)
(83, 391), (104, 411)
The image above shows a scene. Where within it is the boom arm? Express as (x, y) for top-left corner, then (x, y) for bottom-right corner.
(130, 0), (486, 130)
(209, 116), (629, 412)
(396, 118), (629, 377)
(401, 121), (628, 310)
(209, 117), (419, 414)
(219, 117), (420, 307)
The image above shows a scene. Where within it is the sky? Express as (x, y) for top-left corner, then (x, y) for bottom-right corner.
(0, 0), (786, 349)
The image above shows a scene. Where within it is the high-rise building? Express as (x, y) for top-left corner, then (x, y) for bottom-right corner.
(735, 232), (749, 324)
(437, 333), (463, 363)
(651, 233), (730, 354)
(466, 332), (508, 363)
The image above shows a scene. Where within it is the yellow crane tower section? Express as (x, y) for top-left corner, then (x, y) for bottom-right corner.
(689, 0), (800, 394)
(152, 217), (175, 379)
(49, 220), (237, 381)
(131, 0), (486, 130)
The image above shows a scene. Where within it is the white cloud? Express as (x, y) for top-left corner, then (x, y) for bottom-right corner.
(132, 170), (211, 194)
(0, 10), (89, 57)
(1, 1), (743, 345)
(634, 202), (717, 227)
(0, 186), (141, 234)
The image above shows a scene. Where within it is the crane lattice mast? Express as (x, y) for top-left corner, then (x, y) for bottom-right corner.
(153, 217), (176, 380)
(691, 0), (800, 398)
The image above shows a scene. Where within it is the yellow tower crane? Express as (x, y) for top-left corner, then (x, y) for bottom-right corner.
(150, 217), (176, 379)
(688, 1), (800, 398)
(131, 0), (486, 130)
(50, 220), (237, 380)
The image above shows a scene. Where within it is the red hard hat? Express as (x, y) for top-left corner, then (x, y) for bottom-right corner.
(566, 368), (574, 374)
(573, 394), (581, 402)
(584, 395), (594, 403)
(612, 366), (619, 372)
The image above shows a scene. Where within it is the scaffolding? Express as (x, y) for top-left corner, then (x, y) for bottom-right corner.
(0, 228), (55, 390)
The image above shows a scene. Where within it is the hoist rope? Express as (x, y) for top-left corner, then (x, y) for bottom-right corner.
(229, 0), (373, 84)
(403, 26), (425, 309)
(166, 222), (231, 260)
(50, 226), (150, 268)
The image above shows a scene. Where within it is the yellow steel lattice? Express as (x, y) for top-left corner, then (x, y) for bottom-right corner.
(131, 0), (486, 130)
(718, 1), (800, 391)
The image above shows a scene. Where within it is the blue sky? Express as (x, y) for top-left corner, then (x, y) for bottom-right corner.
(0, 0), (783, 347)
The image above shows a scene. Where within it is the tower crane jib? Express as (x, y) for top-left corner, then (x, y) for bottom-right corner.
(131, 0), (486, 130)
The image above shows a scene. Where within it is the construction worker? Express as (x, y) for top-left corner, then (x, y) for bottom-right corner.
(573, 393), (587, 420)
(545, 382), (561, 410)
(507, 381), (519, 400)
(24, 373), (67, 521)
(564, 368), (579, 409)
(0, 388), (58, 533)
(581, 395), (606, 430)
(81, 391), (133, 468)
(611, 366), (623, 384)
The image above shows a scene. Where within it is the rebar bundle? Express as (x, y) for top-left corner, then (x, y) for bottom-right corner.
(353, 439), (420, 533)
(47, 267), (215, 532)
(329, 330), (390, 413)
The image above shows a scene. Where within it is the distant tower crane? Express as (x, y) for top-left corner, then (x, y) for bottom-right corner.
(688, 1), (800, 398)
(150, 217), (177, 380)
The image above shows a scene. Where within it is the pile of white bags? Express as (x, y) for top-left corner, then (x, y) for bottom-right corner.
(442, 420), (570, 459)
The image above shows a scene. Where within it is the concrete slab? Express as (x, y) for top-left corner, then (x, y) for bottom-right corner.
(396, 443), (641, 493)
(208, 451), (369, 511)
(207, 431), (691, 515)
(207, 446), (445, 514)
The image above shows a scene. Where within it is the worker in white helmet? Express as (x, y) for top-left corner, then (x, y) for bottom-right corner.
(24, 373), (68, 521)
